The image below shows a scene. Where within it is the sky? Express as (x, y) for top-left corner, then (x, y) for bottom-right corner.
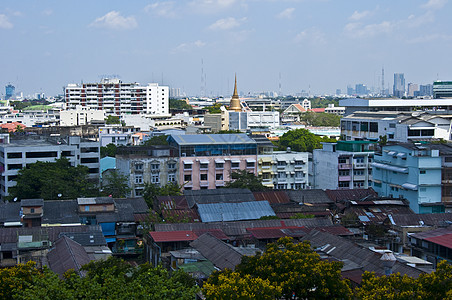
(1, 0), (452, 97)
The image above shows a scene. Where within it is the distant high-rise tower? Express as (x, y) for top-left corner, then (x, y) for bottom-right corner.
(5, 84), (15, 100)
(393, 73), (405, 98)
(229, 74), (242, 112)
(381, 67), (385, 96)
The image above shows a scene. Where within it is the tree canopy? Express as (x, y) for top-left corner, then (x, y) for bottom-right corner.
(105, 115), (121, 125)
(206, 103), (222, 114)
(0, 257), (198, 300)
(101, 170), (131, 198)
(169, 99), (192, 110)
(225, 169), (267, 192)
(299, 111), (341, 127)
(143, 182), (182, 209)
(204, 237), (352, 299)
(277, 128), (336, 152)
(100, 143), (117, 158)
(143, 135), (169, 146)
(8, 158), (98, 201)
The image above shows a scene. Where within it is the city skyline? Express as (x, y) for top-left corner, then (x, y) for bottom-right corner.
(1, 0), (452, 97)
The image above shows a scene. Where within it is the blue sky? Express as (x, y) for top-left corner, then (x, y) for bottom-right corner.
(1, 0), (452, 97)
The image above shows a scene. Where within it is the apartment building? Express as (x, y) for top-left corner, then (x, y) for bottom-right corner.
(115, 146), (179, 197)
(60, 105), (105, 126)
(372, 143), (452, 213)
(257, 150), (309, 190)
(167, 134), (257, 190)
(64, 78), (169, 116)
(313, 141), (376, 190)
(0, 136), (100, 198)
(340, 111), (452, 142)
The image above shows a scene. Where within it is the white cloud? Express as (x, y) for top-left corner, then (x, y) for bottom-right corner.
(294, 28), (326, 45)
(421, 0), (448, 10)
(344, 21), (393, 38)
(189, 0), (237, 13)
(277, 7), (295, 19)
(90, 11), (137, 30)
(349, 10), (370, 21)
(172, 40), (206, 53)
(208, 17), (245, 30)
(0, 14), (13, 29)
(144, 2), (176, 18)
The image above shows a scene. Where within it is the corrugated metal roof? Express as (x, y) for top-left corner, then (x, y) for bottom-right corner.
(184, 188), (256, 208)
(411, 228), (452, 249)
(326, 188), (378, 202)
(286, 189), (333, 204)
(150, 230), (198, 242)
(390, 213), (452, 227)
(197, 201), (275, 223)
(169, 133), (256, 146)
(158, 195), (189, 210)
(253, 191), (290, 204)
(21, 199), (44, 207)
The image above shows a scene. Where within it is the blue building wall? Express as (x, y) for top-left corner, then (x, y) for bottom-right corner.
(372, 144), (442, 213)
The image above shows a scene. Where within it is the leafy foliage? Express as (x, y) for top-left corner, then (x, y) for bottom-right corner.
(8, 158), (98, 201)
(143, 182), (183, 209)
(0, 257), (198, 300)
(289, 213), (315, 219)
(143, 135), (169, 146)
(355, 260), (452, 299)
(205, 237), (352, 300)
(105, 115), (121, 124)
(206, 103), (222, 114)
(225, 169), (267, 192)
(309, 98), (339, 108)
(277, 128), (336, 152)
(299, 111), (341, 127)
(101, 170), (131, 198)
(100, 143), (117, 158)
(169, 99), (192, 110)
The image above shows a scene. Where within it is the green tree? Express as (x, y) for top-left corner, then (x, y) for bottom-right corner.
(101, 170), (131, 198)
(207, 103), (222, 114)
(206, 237), (352, 300)
(100, 143), (117, 158)
(105, 115), (121, 125)
(277, 128), (335, 152)
(299, 111), (341, 127)
(8, 158), (98, 201)
(169, 99), (192, 110)
(143, 135), (169, 146)
(225, 169), (267, 192)
(143, 182), (183, 209)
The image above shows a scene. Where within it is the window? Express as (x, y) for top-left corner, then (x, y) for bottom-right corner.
(85, 206), (90, 212)
(420, 170), (426, 174)
(135, 163), (143, 170)
(168, 173), (176, 182)
(200, 173), (208, 181)
(388, 133), (394, 139)
(135, 175), (143, 184)
(216, 173), (223, 180)
(7, 152), (22, 159)
(215, 163), (224, 169)
(338, 157), (347, 164)
(168, 163), (176, 169)
(276, 184), (287, 189)
(151, 174), (160, 184)
(389, 123), (396, 128)
(246, 162), (255, 168)
(184, 174), (192, 182)
(295, 171), (304, 178)
(30, 208), (35, 213)
(339, 182), (349, 188)
(184, 163), (192, 170)
(135, 189), (143, 196)
(277, 172), (286, 179)
(200, 163), (209, 170)
(277, 161), (286, 166)
(338, 171), (349, 176)
(294, 183), (303, 189)
(353, 170), (364, 176)
(151, 163), (160, 170)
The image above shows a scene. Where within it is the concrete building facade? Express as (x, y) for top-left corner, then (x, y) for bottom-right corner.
(64, 78), (169, 116)
(313, 141), (376, 190)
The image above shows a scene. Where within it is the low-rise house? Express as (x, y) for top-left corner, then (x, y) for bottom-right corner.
(410, 227), (452, 266)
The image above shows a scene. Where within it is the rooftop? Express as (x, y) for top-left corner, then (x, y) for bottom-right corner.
(168, 133), (256, 146)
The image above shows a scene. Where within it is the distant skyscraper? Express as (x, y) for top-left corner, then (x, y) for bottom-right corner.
(355, 84), (368, 95)
(170, 88), (181, 98)
(346, 85), (354, 96)
(393, 73), (405, 98)
(419, 84), (433, 96)
(336, 89), (341, 95)
(5, 84), (15, 100)
(407, 83), (418, 97)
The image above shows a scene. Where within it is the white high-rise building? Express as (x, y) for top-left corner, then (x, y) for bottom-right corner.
(64, 78), (169, 116)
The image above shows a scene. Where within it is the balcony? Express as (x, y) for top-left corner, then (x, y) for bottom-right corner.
(353, 163), (367, 169)
(338, 175), (351, 181)
(338, 163), (352, 170)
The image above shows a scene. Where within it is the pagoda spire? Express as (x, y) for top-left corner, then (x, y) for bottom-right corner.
(229, 73), (242, 112)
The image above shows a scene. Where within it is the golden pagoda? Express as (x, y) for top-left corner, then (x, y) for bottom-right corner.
(229, 74), (242, 112)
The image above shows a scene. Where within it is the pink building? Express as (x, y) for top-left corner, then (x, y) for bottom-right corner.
(168, 134), (258, 190)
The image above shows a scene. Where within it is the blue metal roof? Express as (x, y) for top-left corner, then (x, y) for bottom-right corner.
(197, 201), (276, 223)
(169, 134), (256, 146)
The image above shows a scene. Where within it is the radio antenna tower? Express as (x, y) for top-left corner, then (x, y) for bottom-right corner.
(381, 66), (385, 96)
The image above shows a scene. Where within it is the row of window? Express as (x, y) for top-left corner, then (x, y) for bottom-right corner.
(135, 162), (176, 170)
(183, 161), (254, 170)
(183, 173), (224, 182)
(135, 173), (176, 184)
